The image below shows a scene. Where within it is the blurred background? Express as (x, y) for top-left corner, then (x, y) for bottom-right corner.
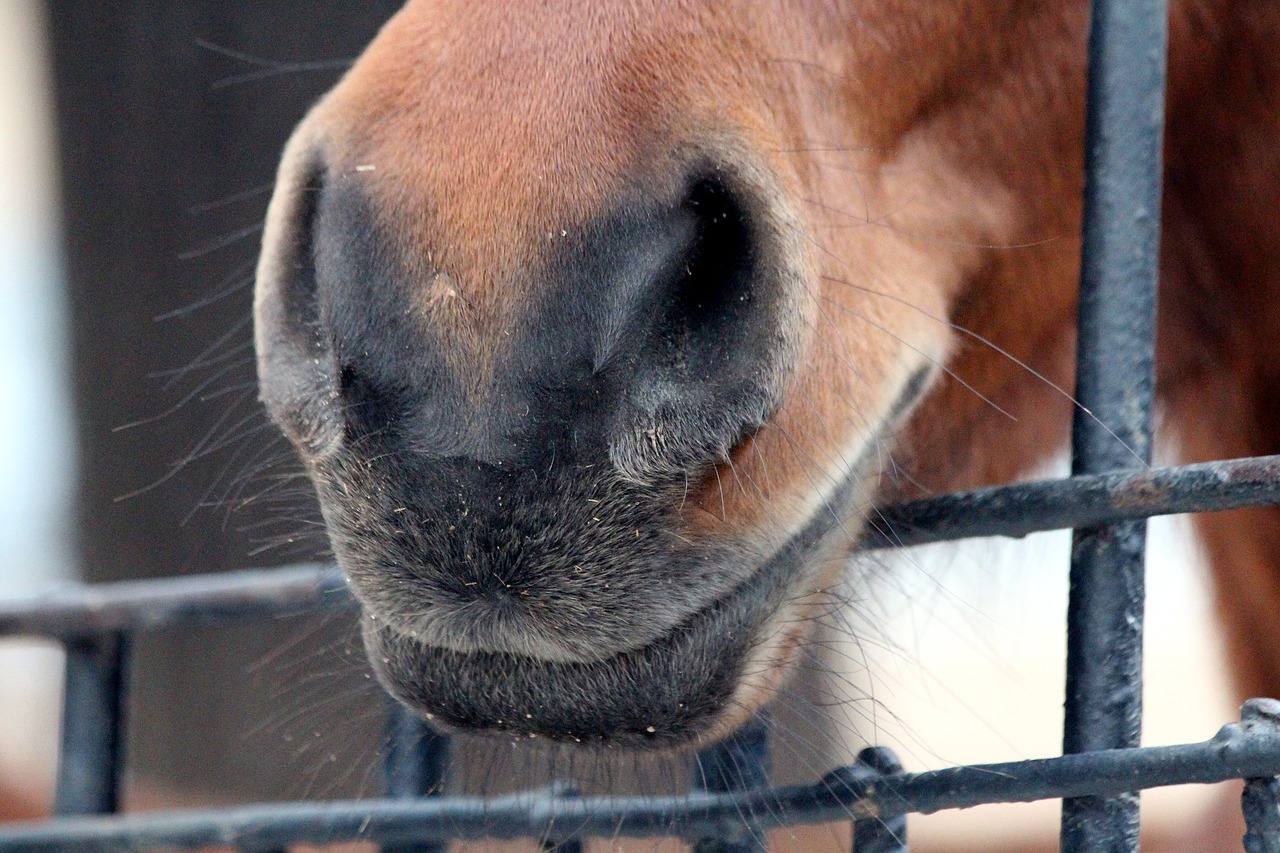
(0, 0), (404, 815)
(0, 1), (1241, 849)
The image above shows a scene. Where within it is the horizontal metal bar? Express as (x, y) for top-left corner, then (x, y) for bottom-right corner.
(0, 563), (352, 638)
(864, 453), (1280, 549)
(2, 455), (1278, 641)
(5, 703), (1280, 852)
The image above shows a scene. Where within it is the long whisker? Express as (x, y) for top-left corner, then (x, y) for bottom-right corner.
(194, 39), (356, 89)
(822, 273), (1150, 469)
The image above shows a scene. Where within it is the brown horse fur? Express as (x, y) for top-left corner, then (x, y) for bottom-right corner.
(254, 0), (1280, 844)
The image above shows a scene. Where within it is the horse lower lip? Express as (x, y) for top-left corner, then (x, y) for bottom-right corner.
(362, 567), (768, 744)
(362, 455), (875, 744)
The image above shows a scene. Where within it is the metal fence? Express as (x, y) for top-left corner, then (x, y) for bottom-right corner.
(4, 0), (1280, 850)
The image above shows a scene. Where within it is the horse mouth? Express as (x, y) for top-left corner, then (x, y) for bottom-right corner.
(362, 448), (872, 748)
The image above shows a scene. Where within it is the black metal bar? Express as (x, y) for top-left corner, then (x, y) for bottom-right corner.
(544, 836), (585, 853)
(1061, 0), (1168, 849)
(53, 632), (128, 816)
(693, 716), (771, 853)
(1243, 700), (1280, 853)
(539, 785), (585, 853)
(3, 455), (1279, 641)
(6, 709), (1280, 852)
(0, 564), (352, 638)
(382, 703), (449, 853)
(850, 748), (908, 853)
(1243, 777), (1280, 853)
(863, 454), (1280, 549)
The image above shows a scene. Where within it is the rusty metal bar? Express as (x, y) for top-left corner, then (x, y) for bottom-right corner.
(6, 706), (1280, 852)
(1060, 0), (1169, 848)
(1243, 700), (1280, 853)
(863, 454), (1280, 550)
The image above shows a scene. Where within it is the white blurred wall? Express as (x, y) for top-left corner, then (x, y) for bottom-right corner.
(839, 466), (1236, 849)
(0, 0), (76, 802)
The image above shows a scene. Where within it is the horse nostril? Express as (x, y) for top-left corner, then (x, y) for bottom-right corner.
(609, 171), (790, 482)
(665, 178), (757, 369)
(255, 145), (344, 459)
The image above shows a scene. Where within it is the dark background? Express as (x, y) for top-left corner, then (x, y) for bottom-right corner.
(45, 0), (401, 801)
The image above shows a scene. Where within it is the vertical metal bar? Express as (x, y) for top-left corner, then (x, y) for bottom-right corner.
(381, 702), (450, 853)
(54, 631), (128, 816)
(1060, 0), (1168, 850)
(692, 715), (771, 853)
(543, 833), (585, 853)
(851, 747), (908, 853)
(1243, 776), (1280, 853)
(542, 784), (585, 853)
(1241, 700), (1280, 853)
(544, 835), (585, 853)
(540, 829), (586, 850)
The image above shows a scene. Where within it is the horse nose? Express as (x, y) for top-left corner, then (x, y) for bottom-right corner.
(510, 173), (798, 485)
(259, 150), (801, 488)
